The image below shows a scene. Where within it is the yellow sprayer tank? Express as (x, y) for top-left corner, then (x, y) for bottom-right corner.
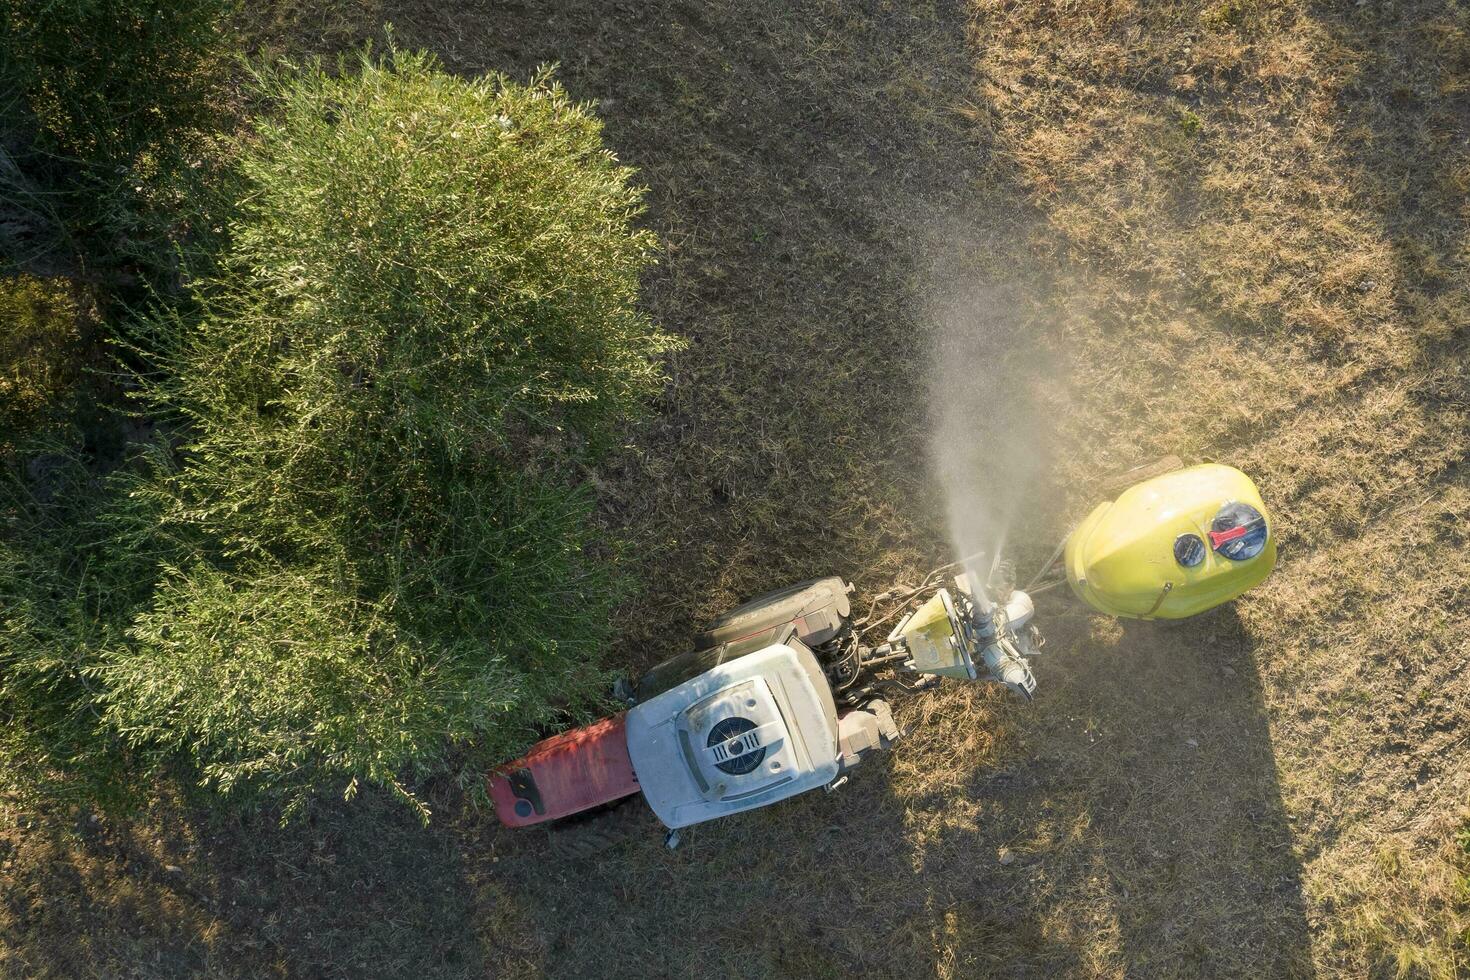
(1064, 464), (1276, 619)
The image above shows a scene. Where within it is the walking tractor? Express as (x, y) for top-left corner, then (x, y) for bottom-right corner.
(489, 461), (1276, 844)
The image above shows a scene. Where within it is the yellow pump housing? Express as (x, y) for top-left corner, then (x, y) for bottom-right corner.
(1065, 464), (1276, 619)
(893, 589), (973, 680)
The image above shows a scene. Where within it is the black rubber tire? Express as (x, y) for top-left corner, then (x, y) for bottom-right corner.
(694, 576), (849, 649)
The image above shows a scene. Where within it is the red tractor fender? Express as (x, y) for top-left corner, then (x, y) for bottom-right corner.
(488, 714), (641, 827)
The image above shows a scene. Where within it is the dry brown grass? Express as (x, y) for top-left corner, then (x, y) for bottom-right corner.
(2, 0), (1466, 976)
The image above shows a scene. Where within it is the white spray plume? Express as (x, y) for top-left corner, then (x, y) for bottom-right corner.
(921, 249), (1050, 595)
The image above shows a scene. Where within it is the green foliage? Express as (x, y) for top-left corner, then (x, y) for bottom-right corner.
(0, 0), (226, 162)
(103, 475), (620, 816)
(0, 45), (676, 819)
(88, 47), (679, 814)
(1201, 0), (1259, 31)
(0, 274), (87, 452)
(0, 0), (231, 273)
(224, 47), (671, 456)
(0, 451), (166, 811)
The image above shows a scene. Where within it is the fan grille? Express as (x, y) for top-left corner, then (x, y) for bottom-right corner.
(707, 717), (766, 775)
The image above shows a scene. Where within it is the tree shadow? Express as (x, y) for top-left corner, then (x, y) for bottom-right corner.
(0, 594), (1316, 978)
(1309, 0), (1470, 335)
(0, 788), (496, 979)
(1305, 0), (1470, 436)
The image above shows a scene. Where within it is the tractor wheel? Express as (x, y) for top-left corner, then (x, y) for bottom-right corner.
(545, 795), (656, 858)
(1095, 455), (1184, 496)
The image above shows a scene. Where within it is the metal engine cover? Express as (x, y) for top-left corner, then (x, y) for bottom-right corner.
(625, 641), (840, 829)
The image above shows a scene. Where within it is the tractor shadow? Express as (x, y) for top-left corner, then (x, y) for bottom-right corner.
(0, 594), (1313, 978)
(898, 597), (1315, 978)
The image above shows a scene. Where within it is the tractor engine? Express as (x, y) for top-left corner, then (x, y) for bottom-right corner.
(626, 638), (897, 829)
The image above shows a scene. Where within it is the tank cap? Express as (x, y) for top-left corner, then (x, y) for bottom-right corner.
(1174, 533), (1206, 567)
(1210, 502), (1268, 560)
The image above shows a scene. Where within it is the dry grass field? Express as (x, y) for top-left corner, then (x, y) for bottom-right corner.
(2, 0), (1467, 976)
